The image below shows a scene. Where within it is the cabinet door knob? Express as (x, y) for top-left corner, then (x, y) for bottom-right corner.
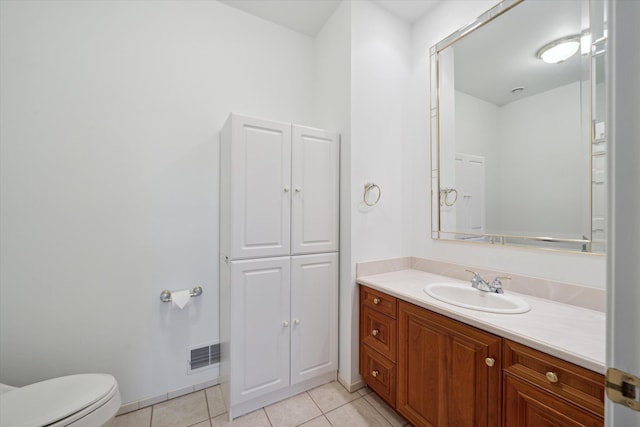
(294, 319), (300, 325)
(372, 329), (379, 336)
(283, 320), (289, 327)
(373, 297), (381, 305)
(284, 187), (290, 192)
(295, 187), (302, 193)
(545, 371), (559, 383)
(371, 370), (379, 378)
(485, 357), (495, 367)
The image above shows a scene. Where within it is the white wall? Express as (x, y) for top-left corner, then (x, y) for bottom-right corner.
(454, 82), (590, 238)
(498, 82), (590, 237)
(0, 0), (315, 404)
(313, 0), (355, 390)
(408, 0), (606, 288)
(345, 0), (412, 386)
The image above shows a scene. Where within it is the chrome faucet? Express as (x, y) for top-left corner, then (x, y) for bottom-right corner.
(466, 270), (510, 294)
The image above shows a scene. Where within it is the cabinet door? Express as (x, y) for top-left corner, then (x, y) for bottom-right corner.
(290, 253), (338, 384)
(230, 115), (291, 259)
(230, 257), (290, 403)
(291, 126), (339, 255)
(397, 301), (501, 427)
(503, 374), (604, 427)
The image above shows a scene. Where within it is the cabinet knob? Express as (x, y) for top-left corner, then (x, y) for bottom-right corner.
(371, 370), (379, 378)
(372, 329), (379, 336)
(545, 371), (559, 383)
(295, 187), (301, 193)
(283, 320), (289, 327)
(485, 357), (495, 367)
(373, 297), (381, 305)
(294, 319), (300, 325)
(284, 187), (290, 192)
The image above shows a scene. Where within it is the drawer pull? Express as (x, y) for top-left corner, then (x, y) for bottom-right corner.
(485, 357), (495, 367)
(373, 297), (381, 305)
(372, 370), (379, 378)
(546, 371), (559, 383)
(372, 329), (379, 336)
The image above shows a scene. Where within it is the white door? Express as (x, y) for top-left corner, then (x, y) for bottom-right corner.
(455, 153), (485, 235)
(290, 253), (338, 384)
(291, 126), (339, 255)
(230, 257), (291, 403)
(606, 0), (640, 424)
(230, 115), (291, 259)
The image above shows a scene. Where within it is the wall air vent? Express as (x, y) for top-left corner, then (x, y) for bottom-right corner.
(188, 342), (220, 374)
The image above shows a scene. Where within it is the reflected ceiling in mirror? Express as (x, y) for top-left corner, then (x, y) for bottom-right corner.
(430, 0), (606, 253)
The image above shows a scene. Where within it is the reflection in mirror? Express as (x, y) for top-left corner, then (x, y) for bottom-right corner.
(430, 0), (606, 253)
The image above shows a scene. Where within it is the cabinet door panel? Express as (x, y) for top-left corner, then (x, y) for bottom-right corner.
(447, 336), (491, 426)
(290, 253), (338, 384)
(231, 115), (291, 259)
(503, 374), (603, 427)
(397, 301), (501, 427)
(291, 126), (339, 255)
(230, 258), (290, 403)
(397, 302), (445, 427)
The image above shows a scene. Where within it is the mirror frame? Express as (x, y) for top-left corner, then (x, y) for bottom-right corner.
(429, 0), (604, 254)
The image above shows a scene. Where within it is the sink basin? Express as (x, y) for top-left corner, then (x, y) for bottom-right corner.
(424, 282), (531, 314)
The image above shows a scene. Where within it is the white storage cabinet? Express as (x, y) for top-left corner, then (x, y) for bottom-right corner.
(219, 114), (339, 419)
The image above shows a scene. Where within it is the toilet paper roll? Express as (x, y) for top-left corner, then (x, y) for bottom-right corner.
(171, 290), (192, 309)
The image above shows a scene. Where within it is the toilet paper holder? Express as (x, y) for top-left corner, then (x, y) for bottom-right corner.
(160, 286), (203, 303)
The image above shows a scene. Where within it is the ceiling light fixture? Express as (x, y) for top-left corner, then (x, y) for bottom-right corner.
(536, 35), (581, 64)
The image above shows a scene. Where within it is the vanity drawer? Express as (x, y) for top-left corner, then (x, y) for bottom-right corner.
(503, 340), (605, 417)
(361, 344), (396, 408)
(360, 285), (397, 318)
(361, 305), (397, 362)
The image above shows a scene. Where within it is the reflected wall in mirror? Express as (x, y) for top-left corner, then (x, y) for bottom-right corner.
(430, 0), (607, 253)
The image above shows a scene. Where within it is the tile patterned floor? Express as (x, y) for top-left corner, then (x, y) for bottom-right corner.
(107, 381), (409, 427)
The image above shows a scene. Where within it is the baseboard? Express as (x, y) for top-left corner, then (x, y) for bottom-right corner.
(337, 373), (365, 393)
(116, 377), (220, 416)
(226, 371), (337, 420)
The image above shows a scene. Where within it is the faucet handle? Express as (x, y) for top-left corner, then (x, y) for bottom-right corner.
(490, 276), (511, 293)
(466, 270), (488, 291)
(465, 269), (481, 278)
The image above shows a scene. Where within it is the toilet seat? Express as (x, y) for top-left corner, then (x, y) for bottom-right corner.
(0, 374), (120, 427)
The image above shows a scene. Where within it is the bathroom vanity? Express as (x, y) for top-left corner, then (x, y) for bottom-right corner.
(358, 270), (605, 427)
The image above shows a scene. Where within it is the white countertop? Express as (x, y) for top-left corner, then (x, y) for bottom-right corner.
(357, 269), (606, 374)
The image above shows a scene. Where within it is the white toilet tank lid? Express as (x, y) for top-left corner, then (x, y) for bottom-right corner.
(0, 373), (118, 427)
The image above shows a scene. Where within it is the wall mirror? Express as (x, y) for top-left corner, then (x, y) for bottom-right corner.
(430, 0), (607, 253)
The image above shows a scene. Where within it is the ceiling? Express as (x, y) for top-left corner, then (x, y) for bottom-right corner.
(218, 0), (442, 36)
(217, 0), (590, 106)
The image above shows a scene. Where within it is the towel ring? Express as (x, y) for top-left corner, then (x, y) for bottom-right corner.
(364, 183), (381, 206)
(440, 187), (458, 207)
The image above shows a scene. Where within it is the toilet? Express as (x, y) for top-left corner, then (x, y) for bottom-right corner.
(0, 374), (120, 427)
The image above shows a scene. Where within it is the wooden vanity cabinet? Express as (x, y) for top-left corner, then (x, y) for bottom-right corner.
(397, 300), (502, 427)
(359, 285), (605, 427)
(503, 340), (604, 427)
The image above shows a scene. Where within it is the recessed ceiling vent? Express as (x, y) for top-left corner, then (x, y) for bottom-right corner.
(188, 342), (220, 374)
